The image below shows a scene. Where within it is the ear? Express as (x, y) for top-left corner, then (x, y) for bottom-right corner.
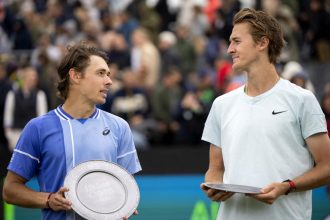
(68, 68), (81, 84)
(257, 36), (269, 51)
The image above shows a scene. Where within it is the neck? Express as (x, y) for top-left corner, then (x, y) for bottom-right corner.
(62, 98), (95, 119)
(244, 64), (279, 97)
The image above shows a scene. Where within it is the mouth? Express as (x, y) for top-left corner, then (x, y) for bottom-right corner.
(232, 57), (239, 63)
(100, 90), (108, 98)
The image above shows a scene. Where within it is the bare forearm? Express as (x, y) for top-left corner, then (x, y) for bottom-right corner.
(205, 168), (224, 183)
(3, 182), (48, 209)
(205, 145), (225, 183)
(293, 162), (330, 192)
(294, 133), (330, 192)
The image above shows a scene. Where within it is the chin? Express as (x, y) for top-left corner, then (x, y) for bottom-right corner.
(232, 63), (246, 73)
(232, 64), (241, 72)
(94, 98), (106, 105)
(99, 99), (106, 105)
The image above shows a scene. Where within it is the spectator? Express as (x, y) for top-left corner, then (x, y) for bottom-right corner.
(131, 27), (160, 92)
(173, 24), (197, 77)
(0, 60), (12, 150)
(105, 69), (154, 149)
(3, 66), (48, 151)
(158, 30), (181, 76)
(151, 68), (183, 145)
(281, 61), (315, 93)
(321, 82), (330, 137)
(0, 58), (12, 220)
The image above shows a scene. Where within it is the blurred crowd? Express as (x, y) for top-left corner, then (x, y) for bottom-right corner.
(0, 0), (330, 150)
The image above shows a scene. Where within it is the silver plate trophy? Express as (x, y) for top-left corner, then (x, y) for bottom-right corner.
(203, 182), (261, 194)
(64, 160), (140, 220)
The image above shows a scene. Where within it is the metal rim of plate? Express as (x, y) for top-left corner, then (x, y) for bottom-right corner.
(64, 160), (140, 220)
(203, 183), (261, 194)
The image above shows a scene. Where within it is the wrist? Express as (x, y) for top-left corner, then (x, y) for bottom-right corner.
(46, 193), (53, 209)
(283, 179), (296, 195)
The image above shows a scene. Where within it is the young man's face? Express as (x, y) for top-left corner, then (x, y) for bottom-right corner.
(227, 23), (260, 72)
(78, 55), (112, 105)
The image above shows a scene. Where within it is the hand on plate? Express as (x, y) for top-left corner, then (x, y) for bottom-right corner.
(123, 210), (138, 220)
(200, 183), (234, 202)
(48, 187), (72, 211)
(247, 182), (289, 205)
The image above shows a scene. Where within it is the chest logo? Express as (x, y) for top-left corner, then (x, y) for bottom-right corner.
(272, 110), (287, 115)
(102, 128), (110, 135)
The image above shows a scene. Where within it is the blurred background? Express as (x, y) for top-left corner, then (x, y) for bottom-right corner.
(0, 0), (330, 219)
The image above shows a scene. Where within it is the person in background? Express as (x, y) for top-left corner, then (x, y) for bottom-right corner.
(201, 8), (330, 220)
(3, 66), (48, 151)
(0, 59), (12, 220)
(322, 82), (330, 220)
(151, 67), (183, 145)
(131, 27), (160, 92)
(321, 82), (330, 137)
(0, 61), (12, 151)
(281, 61), (315, 93)
(105, 68), (155, 149)
(2, 42), (141, 220)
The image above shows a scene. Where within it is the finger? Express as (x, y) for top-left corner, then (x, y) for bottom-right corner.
(57, 202), (72, 211)
(58, 187), (70, 195)
(133, 210), (139, 215)
(206, 189), (219, 197)
(260, 184), (275, 194)
(219, 192), (234, 201)
(250, 193), (276, 205)
(54, 193), (72, 206)
(211, 191), (233, 202)
(200, 183), (209, 190)
(210, 191), (225, 201)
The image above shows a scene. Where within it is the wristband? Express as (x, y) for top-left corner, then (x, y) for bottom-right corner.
(46, 193), (53, 209)
(283, 179), (296, 195)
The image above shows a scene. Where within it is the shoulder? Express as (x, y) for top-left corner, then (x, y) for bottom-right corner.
(278, 79), (316, 102)
(98, 109), (130, 128)
(212, 86), (244, 106)
(25, 110), (57, 129)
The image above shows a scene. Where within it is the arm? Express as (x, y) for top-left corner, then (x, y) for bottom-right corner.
(3, 171), (49, 208)
(253, 133), (330, 204)
(205, 144), (225, 182)
(3, 171), (72, 211)
(292, 133), (330, 189)
(200, 144), (234, 201)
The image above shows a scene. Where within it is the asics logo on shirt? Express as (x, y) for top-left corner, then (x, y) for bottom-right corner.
(272, 110), (287, 115)
(102, 128), (110, 135)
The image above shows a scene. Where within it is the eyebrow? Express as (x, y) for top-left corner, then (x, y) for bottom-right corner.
(96, 68), (110, 73)
(229, 37), (240, 42)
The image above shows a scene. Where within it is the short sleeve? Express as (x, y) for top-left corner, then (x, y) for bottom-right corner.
(7, 120), (41, 180)
(300, 92), (327, 139)
(117, 120), (142, 174)
(201, 100), (222, 147)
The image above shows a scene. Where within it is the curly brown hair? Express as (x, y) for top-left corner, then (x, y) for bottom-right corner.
(233, 8), (285, 64)
(56, 42), (109, 100)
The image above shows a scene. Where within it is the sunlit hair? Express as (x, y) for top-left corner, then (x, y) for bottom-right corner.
(57, 41), (109, 100)
(233, 8), (285, 64)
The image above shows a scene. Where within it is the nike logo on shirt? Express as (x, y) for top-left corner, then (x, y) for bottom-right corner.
(272, 110), (287, 115)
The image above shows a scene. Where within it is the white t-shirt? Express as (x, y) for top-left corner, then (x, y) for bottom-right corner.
(202, 79), (327, 220)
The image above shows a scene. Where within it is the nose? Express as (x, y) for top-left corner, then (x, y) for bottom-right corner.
(227, 43), (234, 55)
(105, 75), (113, 86)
